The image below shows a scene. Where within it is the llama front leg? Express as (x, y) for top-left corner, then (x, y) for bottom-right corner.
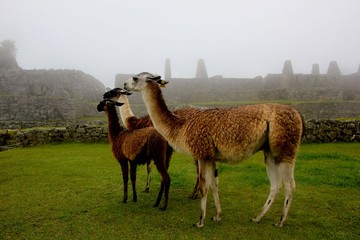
(119, 161), (129, 203)
(130, 162), (137, 202)
(159, 173), (171, 210)
(189, 159), (200, 199)
(153, 160), (171, 210)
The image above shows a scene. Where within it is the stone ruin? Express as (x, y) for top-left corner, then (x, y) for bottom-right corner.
(0, 69), (105, 129)
(115, 59), (360, 120)
(195, 59), (208, 79)
(164, 58), (171, 81)
(311, 64), (320, 75)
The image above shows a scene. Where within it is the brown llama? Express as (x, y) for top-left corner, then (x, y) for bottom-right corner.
(124, 72), (304, 227)
(103, 87), (202, 199)
(103, 89), (154, 193)
(97, 97), (171, 210)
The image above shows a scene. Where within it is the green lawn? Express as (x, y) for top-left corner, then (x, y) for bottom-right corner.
(1, 143), (359, 239)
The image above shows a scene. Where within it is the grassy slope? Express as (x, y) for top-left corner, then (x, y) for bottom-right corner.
(0, 143), (359, 239)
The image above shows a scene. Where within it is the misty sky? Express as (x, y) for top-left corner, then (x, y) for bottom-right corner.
(1, 0), (359, 88)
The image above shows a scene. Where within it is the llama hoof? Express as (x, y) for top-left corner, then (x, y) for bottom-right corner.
(211, 216), (222, 222)
(274, 222), (284, 227)
(251, 218), (260, 223)
(122, 199), (128, 204)
(193, 222), (204, 228)
(159, 206), (167, 211)
(143, 188), (150, 193)
(189, 194), (198, 200)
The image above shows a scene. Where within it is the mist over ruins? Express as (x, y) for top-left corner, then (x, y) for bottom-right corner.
(1, 40), (360, 129)
(116, 58), (360, 120)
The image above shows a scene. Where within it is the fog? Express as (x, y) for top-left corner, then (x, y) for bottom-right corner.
(1, 0), (359, 88)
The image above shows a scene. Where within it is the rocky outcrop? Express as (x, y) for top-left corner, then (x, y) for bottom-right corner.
(0, 69), (105, 128)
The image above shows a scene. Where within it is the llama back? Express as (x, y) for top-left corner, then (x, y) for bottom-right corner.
(126, 115), (153, 130)
(180, 104), (302, 163)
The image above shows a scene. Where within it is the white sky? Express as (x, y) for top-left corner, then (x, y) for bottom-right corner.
(1, 0), (359, 88)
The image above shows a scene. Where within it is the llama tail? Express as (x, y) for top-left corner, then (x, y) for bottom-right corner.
(298, 110), (306, 140)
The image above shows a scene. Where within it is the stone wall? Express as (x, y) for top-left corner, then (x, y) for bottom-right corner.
(304, 120), (360, 143)
(0, 123), (108, 150)
(1, 120), (359, 151)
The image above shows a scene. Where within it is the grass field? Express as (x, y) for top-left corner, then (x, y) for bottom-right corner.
(1, 143), (359, 239)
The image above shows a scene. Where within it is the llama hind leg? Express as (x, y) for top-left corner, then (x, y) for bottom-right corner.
(211, 164), (221, 222)
(144, 161), (152, 193)
(252, 155), (281, 223)
(276, 162), (296, 227)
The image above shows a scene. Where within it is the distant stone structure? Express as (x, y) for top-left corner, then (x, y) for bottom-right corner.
(164, 58), (171, 81)
(311, 64), (320, 75)
(0, 41), (19, 70)
(280, 60), (294, 89)
(115, 58), (360, 120)
(282, 60), (294, 75)
(327, 61), (342, 79)
(195, 58), (208, 79)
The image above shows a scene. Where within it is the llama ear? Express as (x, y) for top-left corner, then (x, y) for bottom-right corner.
(148, 75), (161, 80)
(146, 75), (161, 82)
(97, 101), (106, 112)
(113, 102), (124, 106)
(119, 89), (132, 95)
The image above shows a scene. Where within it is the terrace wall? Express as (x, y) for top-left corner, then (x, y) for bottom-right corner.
(1, 120), (359, 151)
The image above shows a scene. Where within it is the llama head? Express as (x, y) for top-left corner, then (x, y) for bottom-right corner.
(97, 99), (124, 112)
(103, 88), (132, 100)
(124, 72), (169, 92)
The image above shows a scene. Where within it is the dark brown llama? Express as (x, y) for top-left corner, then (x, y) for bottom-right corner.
(97, 97), (171, 210)
(103, 87), (202, 198)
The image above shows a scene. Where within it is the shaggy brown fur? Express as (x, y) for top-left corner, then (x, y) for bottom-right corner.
(104, 87), (202, 198)
(124, 72), (304, 227)
(97, 98), (171, 210)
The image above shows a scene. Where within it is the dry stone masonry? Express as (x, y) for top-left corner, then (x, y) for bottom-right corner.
(1, 120), (359, 151)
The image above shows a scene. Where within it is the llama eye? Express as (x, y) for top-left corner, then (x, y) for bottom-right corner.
(133, 77), (138, 82)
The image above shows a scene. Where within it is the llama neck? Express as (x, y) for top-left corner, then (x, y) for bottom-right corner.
(142, 83), (181, 137)
(119, 95), (135, 129)
(105, 105), (124, 143)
